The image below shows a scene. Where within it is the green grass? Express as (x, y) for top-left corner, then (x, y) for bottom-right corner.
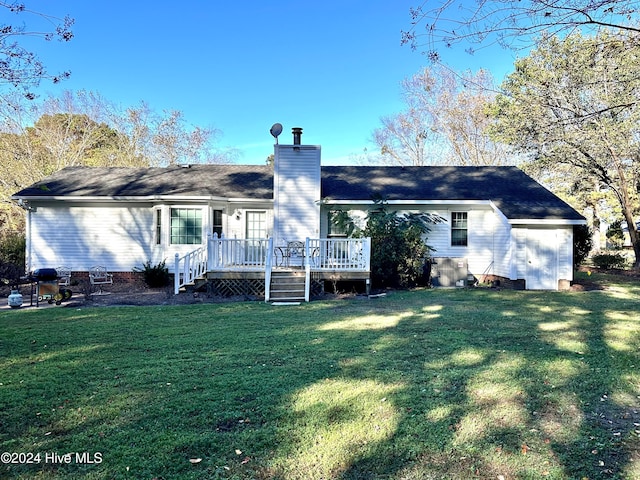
(1, 272), (639, 479)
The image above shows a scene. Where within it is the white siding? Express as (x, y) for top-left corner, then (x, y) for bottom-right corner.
(320, 204), (511, 279)
(29, 204), (158, 272)
(273, 145), (321, 245)
(427, 208), (504, 278)
(557, 226), (574, 281)
(225, 203), (274, 240)
(492, 211), (513, 279)
(513, 228), (528, 279)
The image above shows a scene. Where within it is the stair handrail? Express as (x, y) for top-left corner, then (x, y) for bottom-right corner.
(174, 243), (207, 294)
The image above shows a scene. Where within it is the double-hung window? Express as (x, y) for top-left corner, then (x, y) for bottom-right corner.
(451, 212), (468, 247)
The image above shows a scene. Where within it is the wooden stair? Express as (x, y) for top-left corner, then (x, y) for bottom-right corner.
(269, 270), (306, 302)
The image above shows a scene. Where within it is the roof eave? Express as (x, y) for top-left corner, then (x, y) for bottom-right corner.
(321, 199), (494, 206)
(508, 218), (587, 226)
(11, 195), (273, 203)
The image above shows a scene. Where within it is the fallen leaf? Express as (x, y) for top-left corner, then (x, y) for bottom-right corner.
(235, 449), (242, 455)
(241, 456), (250, 464)
(521, 443), (530, 454)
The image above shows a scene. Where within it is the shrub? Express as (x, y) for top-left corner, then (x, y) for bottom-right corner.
(0, 233), (25, 285)
(591, 252), (628, 270)
(0, 232), (25, 269)
(134, 260), (170, 288)
(357, 199), (442, 289)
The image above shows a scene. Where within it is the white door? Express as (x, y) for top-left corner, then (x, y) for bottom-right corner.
(526, 230), (558, 290)
(246, 211), (267, 264)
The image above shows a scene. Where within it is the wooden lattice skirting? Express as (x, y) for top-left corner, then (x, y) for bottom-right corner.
(205, 277), (324, 299)
(208, 279), (265, 297)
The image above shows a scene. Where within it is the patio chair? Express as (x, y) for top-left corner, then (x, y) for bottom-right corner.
(89, 265), (113, 294)
(56, 266), (71, 287)
(285, 241), (305, 268)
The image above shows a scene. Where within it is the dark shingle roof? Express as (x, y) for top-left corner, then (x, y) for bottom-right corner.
(12, 165), (584, 221)
(321, 166), (585, 221)
(13, 165), (274, 199)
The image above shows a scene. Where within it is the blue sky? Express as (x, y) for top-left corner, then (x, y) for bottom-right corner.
(23, 0), (517, 165)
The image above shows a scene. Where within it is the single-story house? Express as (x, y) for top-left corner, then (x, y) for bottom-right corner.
(12, 128), (586, 299)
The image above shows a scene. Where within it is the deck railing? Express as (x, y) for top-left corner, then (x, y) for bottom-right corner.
(207, 233), (270, 270)
(174, 235), (371, 294)
(306, 238), (371, 271)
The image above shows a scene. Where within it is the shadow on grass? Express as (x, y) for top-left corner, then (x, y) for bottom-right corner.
(0, 285), (638, 479)
(264, 288), (639, 479)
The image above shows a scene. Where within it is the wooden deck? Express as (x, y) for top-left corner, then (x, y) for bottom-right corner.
(174, 236), (371, 301)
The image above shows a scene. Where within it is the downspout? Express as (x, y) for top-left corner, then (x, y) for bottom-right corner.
(26, 207), (32, 274)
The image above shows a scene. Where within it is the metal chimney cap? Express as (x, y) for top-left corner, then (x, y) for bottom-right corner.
(292, 127), (303, 145)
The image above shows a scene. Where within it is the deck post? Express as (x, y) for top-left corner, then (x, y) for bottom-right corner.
(363, 237), (372, 271)
(206, 233), (213, 270)
(265, 237), (274, 302)
(174, 253), (180, 294)
(304, 237), (311, 302)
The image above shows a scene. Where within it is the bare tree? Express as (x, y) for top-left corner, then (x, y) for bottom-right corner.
(0, 90), (236, 235)
(113, 103), (236, 166)
(0, 2), (73, 95)
(371, 66), (513, 166)
(402, 0), (640, 60)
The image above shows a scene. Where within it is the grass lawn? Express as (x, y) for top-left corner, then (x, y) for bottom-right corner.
(1, 271), (639, 479)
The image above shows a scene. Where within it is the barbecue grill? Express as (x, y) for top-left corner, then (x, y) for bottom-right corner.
(29, 268), (73, 306)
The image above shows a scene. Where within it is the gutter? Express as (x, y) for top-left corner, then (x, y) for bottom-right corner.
(11, 195), (274, 204)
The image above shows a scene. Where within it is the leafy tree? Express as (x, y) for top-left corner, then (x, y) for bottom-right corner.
(606, 220), (625, 248)
(490, 31), (640, 267)
(0, 2), (73, 95)
(372, 66), (512, 166)
(343, 199), (443, 289)
(402, 0), (640, 61)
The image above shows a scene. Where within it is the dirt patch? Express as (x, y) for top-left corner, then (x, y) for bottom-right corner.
(569, 281), (605, 292)
(0, 281), (257, 309)
(80, 284), (256, 307)
(572, 266), (640, 291)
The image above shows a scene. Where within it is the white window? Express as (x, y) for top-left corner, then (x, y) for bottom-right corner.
(451, 212), (468, 247)
(246, 211), (267, 239)
(170, 208), (202, 245)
